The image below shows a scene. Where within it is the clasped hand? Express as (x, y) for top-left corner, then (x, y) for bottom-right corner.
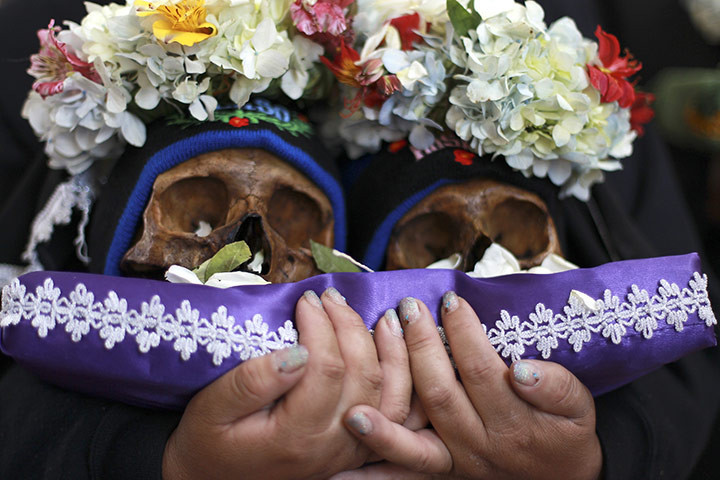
(163, 289), (602, 480)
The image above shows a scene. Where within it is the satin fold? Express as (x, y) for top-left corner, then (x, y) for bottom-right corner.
(1, 253), (716, 410)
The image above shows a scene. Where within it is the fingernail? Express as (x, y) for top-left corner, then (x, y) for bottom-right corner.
(442, 291), (459, 314)
(399, 297), (420, 325)
(325, 287), (347, 306)
(513, 361), (540, 386)
(275, 345), (309, 373)
(347, 411), (373, 435)
(303, 290), (322, 308)
(384, 308), (404, 338)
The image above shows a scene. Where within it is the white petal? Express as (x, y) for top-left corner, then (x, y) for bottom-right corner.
(135, 87), (161, 110)
(205, 272), (270, 288)
(256, 49), (290, 78)
(106, 86), (128, 114)
(252, 18), (278, 52)
(548, 159), (572, 185)
(409, 124), (435, 150)
(469, 244), (521, 278)
(427, 253), (462, 270)
(569, 290), (600, 312)
(506, 150), (534, 170)
(539, 253), (579, 272)
(120, 113), (146, 147)
(165, 265), (203, 285)
(474, 0), (516, 18)
(189, 99), (209, 121)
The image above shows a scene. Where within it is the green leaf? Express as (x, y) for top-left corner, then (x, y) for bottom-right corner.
(204, 241), (252, 280)
(311, 240), (362, 274)
(192, 258), (212, 283)
(447, 0), (481, 37)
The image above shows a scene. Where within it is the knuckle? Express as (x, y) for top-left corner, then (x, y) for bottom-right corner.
(404, 331), (439, 355)
(231, 362), (267, 403)
(460, 359), (497, 386)
(551, 371), (582, 411)
(421, 384), (456, 410)
(358, 364), (384, 392)
(383, 396), (412, 424)
(315, 353), (346, 382)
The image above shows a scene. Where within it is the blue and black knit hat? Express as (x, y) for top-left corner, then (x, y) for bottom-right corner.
(88, 98), (346, 276)
(346, 139), (566, 271)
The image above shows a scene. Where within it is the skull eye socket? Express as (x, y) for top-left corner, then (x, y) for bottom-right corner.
(157, 177), (229, 234)
(266, 187), (325, 250)
(485, 199), (549, 261)
(389, 212), (466, 269)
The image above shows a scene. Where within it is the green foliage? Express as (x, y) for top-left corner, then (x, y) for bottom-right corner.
(447, 0), (481, 37)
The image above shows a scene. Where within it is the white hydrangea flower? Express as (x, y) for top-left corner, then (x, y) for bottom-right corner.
(21, 75), (144, 175)
(443, 3), (637, 198)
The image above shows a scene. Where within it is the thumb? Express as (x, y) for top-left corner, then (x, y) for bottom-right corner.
(190, 345), (309, 425)
(509, 360), (595, 420)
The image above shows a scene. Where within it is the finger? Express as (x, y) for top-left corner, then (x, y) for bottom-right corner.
(403, 393), (429, 431)
(440, 292), (514, 415)
(374, 308), (412, 424)
(510, 360), (595, 422)
(282, 290), (345, 427)
(330, 462), (434, 479)
(398, 297), (479, 436)
(343, 406), (453, 474)
(322, 287), (383, 407)
(190, 344), (308, 425)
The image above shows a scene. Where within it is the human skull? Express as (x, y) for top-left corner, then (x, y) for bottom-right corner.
(385, 178), (560, 271)
(122, 148), (334, 283)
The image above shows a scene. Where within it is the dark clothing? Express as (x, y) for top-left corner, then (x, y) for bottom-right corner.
(1, 0), (719, 478)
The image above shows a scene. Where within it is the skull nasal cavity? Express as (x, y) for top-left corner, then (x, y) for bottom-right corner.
(157, 177), (229, 233)
(485, 199), (549, 260)
(234, 213), (270, 262)
(266, 187), (324, 250)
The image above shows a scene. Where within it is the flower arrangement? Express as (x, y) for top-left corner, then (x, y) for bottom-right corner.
(23, 0), (652, 199)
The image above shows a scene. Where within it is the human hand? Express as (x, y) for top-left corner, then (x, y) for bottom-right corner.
(336, 293), (602, 480)
(162, 287), (412, 480)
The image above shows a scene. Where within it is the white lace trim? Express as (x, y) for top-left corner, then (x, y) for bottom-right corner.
(487, 272), (717, 362)
(1, 273), (715, 366)
(22, 174), (95, 269)
(0, 278), (298, 366)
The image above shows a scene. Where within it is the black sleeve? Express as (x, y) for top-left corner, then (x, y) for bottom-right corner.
(561, 128), (720, 480)
(0, 2), (179, 479)
(0, 365), (180, 479)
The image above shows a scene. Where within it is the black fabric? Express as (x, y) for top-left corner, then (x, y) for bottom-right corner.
(1, 0), (720, 479)
(0, 366), (178, 480)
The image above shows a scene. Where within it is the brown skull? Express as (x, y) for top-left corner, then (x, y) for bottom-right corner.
(122, 148), (334, 283)
(386, 178), (560, 271)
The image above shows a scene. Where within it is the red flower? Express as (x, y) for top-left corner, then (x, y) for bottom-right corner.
(453, 149), (474, 166)
(28, 20), (101, 98)
(321, 39), (400, 115)
(388, 140), (407, 153)
(630, 91), (655, 136)
(320, 40), (363, 88)
(587, 26), (642, 108)
(229, 117), (249, 128)
(389, 13), (423, 51)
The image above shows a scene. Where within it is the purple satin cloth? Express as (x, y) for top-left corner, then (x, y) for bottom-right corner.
(1, 253), (716, 410)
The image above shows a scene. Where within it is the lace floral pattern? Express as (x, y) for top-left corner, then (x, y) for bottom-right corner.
(2, 273), (716, 366)
(487, 272), (717, 362)
(0, 278), (298, 366)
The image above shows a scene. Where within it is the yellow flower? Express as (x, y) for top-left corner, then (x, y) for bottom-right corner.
(135, 0), (217, 46)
